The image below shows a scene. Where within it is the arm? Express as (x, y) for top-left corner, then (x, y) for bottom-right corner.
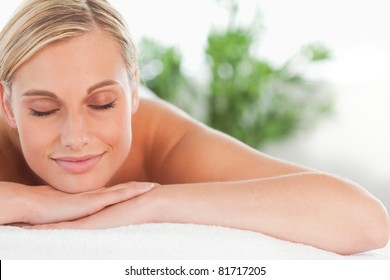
(154, 174), (389, 255)
(37, 173), (388, 255)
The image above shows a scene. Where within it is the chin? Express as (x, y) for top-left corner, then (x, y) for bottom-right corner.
(44, 174), (112, 194)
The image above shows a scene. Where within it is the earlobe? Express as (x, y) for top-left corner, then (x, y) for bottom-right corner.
(0, 83), (17, 128)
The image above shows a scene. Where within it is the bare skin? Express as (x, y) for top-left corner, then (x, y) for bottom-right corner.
(0, 30), (389, 255)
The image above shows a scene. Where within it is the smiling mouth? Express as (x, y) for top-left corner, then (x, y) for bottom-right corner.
(52, 154), (104, 174)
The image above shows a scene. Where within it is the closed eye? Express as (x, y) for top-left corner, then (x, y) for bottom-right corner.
(88, 100), (117, 111)
(29, 109), (59, 117)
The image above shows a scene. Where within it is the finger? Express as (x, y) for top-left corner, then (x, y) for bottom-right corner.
(83, 182), (156, 211)
(101, 182), (155, 203)
(103, 182), (155, 193)
(88, 182), (154, 194)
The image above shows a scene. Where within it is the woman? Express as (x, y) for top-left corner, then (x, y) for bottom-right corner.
(0, 0), (388, 255)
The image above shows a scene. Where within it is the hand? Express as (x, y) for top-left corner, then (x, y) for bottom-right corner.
(23, 182), (155, 225)
(26, 182), (161, 229)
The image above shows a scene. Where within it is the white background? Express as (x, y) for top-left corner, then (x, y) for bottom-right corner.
(1, 0), (389, 211)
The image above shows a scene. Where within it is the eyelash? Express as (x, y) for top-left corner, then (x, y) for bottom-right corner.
(88, 100), (117, 111)
(29, 109), (58, 117)
(29, 101), (117, 117)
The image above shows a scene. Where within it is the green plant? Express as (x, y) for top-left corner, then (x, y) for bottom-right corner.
(206, 32), (332, 147)
(139, 2), (333, 148)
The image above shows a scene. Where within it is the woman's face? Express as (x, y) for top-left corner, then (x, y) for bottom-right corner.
(4, 30), (138, 193)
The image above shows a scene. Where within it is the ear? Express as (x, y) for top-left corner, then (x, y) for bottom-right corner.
(131, 70), (139, 114)
(0, 83), (17, 128)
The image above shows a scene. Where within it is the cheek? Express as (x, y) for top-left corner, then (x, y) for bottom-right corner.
(110, 114), (133, 151)
(16, 120), (55, 170)
(91, 107), (133, 156)
(16, 119), (52, 153)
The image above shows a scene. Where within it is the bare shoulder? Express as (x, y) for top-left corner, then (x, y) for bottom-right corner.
(132, 96), (199, 178)
(134, 96), (310, 184)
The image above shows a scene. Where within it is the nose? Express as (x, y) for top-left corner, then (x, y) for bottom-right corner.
(60, 113), (91, 150)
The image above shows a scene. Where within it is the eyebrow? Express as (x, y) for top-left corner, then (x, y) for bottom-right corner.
(21, 80), (120, 98)
(87, 80), (120, 95)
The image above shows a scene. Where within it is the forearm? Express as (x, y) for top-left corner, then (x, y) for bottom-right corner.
(154, 172), (389, 254)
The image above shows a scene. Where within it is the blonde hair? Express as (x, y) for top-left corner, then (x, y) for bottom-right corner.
(0, 0), (137, 97)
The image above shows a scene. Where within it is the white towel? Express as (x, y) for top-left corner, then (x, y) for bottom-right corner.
(0, 223), (388, 259)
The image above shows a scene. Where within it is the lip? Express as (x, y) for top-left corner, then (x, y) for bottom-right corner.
(52, 153), (104, 174)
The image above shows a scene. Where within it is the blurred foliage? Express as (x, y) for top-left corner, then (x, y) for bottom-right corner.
(139, 1), (333, 148)
(138, 38), (185, 101)
(138, 38), (196, 113)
